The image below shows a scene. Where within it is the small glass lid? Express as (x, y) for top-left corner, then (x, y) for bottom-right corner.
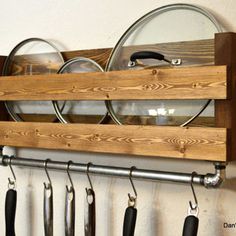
(3, 38), (65, 122)
(105, 3), (223, 126)
(53, 57), (108, 124)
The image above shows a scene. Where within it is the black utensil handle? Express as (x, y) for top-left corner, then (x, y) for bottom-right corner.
(130, 51), (165, 62)
(5, 189), (17, 236)
(182, 215), (199, 236)
(123, 206), (137, 236)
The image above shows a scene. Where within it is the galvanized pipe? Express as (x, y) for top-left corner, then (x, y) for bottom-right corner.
(0, 155), (226, 188)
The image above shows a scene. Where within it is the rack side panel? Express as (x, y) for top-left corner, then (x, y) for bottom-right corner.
(215, 32), (236, 161)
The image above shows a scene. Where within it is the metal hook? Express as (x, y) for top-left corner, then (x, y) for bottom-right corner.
(86, 162), (93, 191)
(44, 159), (52, 189)
(66, 161), (74, 192)
(8, 156), (16, 189)
(128, 166), (137, 207)
(189, 172), (198, 211)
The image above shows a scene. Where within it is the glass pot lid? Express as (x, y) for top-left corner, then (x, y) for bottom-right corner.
(3, 38), (65, 122)
(53, 57), (108, 124)
(105, 3), (223, 126)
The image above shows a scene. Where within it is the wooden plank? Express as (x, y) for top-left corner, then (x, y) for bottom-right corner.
(0, 65), (227, 101)
(108, 39), (215, 68)
(52, 39), (217, 68)
(62, 39), (214, 68)
(0, 122), (227, 161)
(62, 48), (112, 69)
(17, 114), (215, 126)
(0, 56), (9, 121)
(215, 32), (236, 161)
(8, 39), (214, 73)
(0, 56), (6, 72)
(0, 103), (9, 121)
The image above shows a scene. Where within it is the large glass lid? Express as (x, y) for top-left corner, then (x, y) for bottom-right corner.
(105, 4), (223, 126)
(3, 38), (64, 122)
(53, 57), (108, 124)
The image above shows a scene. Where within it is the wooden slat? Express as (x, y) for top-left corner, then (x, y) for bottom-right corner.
(17, 114), (215, 126)
(62, 48), (112, 69)
(0, 65), (227, 101)
(62, 39), (214, 67)
(61, 39), (214, 68)
(0, 56), (6, 72)
(0, 122), (227, 161)
(108, 39), (215, 68)
(0, 56), (9, 121)
(10, 39), (214, 72)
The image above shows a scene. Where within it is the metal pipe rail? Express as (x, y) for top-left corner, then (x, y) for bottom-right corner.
(0, 155), (226, 188)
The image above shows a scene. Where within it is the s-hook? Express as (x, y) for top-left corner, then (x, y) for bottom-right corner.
(182, 172), (199, 236)
(65, 161), (75, 236)
(84, 162), (96, 236)
(43, 159), (53, 236)
(5, 156), (17, 236)
(8, 156), (16, 190)
(123, 166), (138, 236)
(128, 166), (137, 207)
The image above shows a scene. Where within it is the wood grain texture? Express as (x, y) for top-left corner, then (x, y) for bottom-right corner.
(61, 39), (214, 68)
(0, 65), (227, 101)
(9, 39), (213, 72)
(62, 48), (112, 69)
(110, 39), (215, 69)
(0, 122), (227, 161)
(215, 32), (236, 161)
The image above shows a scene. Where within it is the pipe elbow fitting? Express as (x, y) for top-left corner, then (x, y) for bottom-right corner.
(203, 163), (226, 188)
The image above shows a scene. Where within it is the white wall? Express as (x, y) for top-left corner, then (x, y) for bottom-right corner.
(0, 1), (236, 235)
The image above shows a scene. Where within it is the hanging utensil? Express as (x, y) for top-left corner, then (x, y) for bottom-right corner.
(182, 172), (199, 236)
(5, 156), (17, 236)
(65, 161), (75, 236)
(84, 162), (96, 236)
(123, 166), (137, 236)
(43, 159), (53, 236)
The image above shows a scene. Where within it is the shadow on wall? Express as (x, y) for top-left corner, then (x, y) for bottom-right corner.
(221, 178), (236, 192)
(150, 193), (162, 236)
(221, 162), (236, 192)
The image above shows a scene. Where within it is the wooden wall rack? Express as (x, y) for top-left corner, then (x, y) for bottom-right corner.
(0, 32), (235, 163)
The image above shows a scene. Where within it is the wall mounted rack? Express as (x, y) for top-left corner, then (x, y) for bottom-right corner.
(0, 32), (235, 165)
